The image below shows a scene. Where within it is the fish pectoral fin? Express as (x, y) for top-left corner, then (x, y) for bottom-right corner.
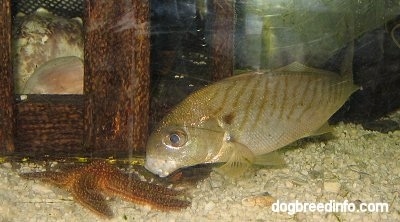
(254, 151), (286, 167)
(215, 141), (255, 178)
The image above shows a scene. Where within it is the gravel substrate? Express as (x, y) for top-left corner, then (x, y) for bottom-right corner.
(1, 110), (399, 222)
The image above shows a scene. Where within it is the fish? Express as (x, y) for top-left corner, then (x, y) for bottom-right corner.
(145, 47), (358, 178)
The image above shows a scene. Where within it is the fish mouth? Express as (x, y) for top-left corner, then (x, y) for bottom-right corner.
(144, 158), (178, 178)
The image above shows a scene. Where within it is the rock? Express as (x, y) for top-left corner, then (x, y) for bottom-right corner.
(241, 193), (276, 207)
(204, 201), (215, 211)
(12, 8), (83, 93)
(323, 181), (341, 193)
(1, 162), (12, 169)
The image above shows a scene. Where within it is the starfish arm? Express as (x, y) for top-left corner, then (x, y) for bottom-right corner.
(19, 172), (71, 187)
(112, 172), (181, 196)
(20, 161), (192, 218)
(103, 174), (191, 210)
(72, 173), (113, 219)
(89, 161), (183, 196)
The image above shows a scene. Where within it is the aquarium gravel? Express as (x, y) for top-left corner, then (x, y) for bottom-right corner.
(1, 110), (399, 222)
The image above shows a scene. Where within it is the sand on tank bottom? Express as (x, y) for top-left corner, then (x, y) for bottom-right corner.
(1, 111), (399, 222)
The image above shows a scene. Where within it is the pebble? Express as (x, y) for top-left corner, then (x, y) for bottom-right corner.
(31, 183), (54, 194)
(294, 213), (307, 221)
(300, 170), (308, 175)
(323, 181), (341, 193)
(1, 162), (12, 169)
(345, 169), (360, 180)
(309, 170), (323, 179)
(210, 177), (223, 188)
(338, 186), (350, 198)
(284, 180), (293, 188)
(241, 193), (276, 207)
(204, 201), (215, 212)
(50, 161), (59, 168)
(256, 169), (270, 176)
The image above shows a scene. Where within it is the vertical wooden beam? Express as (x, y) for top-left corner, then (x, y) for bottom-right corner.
(0, 0), (15, 153)
(84, 0), (150, 154)
(209, 0), (235, 81)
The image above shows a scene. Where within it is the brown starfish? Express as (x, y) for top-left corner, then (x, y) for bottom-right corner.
(19, 160), (190, 218)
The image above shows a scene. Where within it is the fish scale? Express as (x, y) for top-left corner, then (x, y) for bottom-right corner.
(145, 61), (358, 177)
(208, 72), (346, 155)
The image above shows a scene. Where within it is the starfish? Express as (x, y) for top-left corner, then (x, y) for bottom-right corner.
(19, 160), (190, 218)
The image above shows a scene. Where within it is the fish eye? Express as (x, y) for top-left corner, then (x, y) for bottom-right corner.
(169, 133), (180, 144)
(163, 130), (187, 149)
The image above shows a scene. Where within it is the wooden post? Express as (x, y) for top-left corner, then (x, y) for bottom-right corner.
(0, 0), (15, 153)
(209, 0), (235, 81)
(84, 0), (150, 154)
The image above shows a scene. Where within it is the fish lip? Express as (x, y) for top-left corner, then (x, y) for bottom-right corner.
(144, 158), (177, 178)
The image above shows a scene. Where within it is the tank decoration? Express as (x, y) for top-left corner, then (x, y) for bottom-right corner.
(12, 8), (83, 94)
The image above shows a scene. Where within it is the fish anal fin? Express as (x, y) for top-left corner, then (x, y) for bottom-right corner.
(215, 141), (255, 178)
(309, 122), (333, 137)
(254, 151), (286, 167)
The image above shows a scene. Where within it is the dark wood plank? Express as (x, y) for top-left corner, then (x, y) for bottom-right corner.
(209, 0), (235, 81)
(14, 95), (84, 154)
(0, 0), (15, 153)
(84, 0), (150, 154)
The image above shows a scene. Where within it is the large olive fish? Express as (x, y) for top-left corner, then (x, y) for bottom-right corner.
(145, 59), (358, 177)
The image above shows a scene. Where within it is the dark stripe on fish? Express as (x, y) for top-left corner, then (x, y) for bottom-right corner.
(253, 76), (270, 130)
(239, 77), (263, 131)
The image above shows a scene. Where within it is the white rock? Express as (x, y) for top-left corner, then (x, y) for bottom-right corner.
(204, 201), (215, 212)
(323, 181), (341, 193)
(285, 180), (294, 188)
(2, 162), (12, 169)
(31, 183), (53, 194)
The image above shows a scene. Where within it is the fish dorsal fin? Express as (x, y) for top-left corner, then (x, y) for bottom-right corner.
(274, 62), (310, 72)
(274, 62), (335, 76)
(219, 72), (262, 83)
(215, 139), (255, 178)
